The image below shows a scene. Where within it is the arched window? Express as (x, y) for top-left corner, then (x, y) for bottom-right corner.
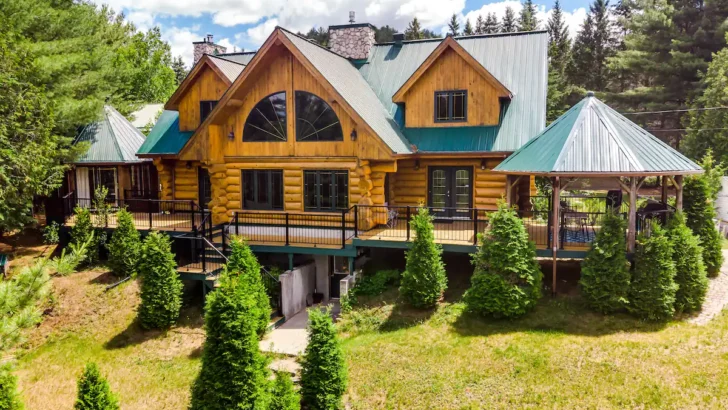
(243, 92), (287, 142)
(295, 91), (343, 142)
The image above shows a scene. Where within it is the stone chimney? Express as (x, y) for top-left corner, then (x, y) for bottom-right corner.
(193, 34), (227, 65)
(328, 18), (376, 60)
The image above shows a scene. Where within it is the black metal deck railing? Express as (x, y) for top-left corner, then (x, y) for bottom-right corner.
(174, 235), (227, 275)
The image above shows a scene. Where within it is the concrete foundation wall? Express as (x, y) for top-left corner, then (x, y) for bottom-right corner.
(313, 255), (330, 302)
(279, 262), (316, 319)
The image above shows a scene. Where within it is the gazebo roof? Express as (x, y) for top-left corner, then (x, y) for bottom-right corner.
(73, 105), (149, 164)
(493, 93), (702, 176)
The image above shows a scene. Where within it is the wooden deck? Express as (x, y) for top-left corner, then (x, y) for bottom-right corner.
(65, 212), (203, 232)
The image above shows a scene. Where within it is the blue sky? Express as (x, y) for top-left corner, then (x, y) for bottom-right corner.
(98, 0), (590, 67)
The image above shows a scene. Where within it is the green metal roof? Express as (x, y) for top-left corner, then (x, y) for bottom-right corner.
(137, 110), (194, 155)
(494, 94), (703, 175)
(73, 105), (148, 164)
(358, 31), (548, 152)
(404, 126), (498, 152)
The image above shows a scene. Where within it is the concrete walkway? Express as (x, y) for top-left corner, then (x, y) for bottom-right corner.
(690, 250), (728, 325)
(260, 301), (340, 356)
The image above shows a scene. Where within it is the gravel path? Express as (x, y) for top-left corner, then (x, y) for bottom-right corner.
(689, 250), (728, 325)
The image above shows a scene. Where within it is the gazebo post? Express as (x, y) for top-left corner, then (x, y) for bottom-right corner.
(627, 177), (637, 253)
(551, 176), (560, 295)
(506, 175), (513, 206)
(661, 176), (668, 204)
(675, 175), (684, 210)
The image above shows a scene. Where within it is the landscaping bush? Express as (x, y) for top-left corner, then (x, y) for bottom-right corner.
(684, 174), (724, 276)
(49, 233), (93, 276)
(0, 364), (23, 410)
(667, 212), (709, 313)
(74, 363), (119, 410)
(225, 237), (271, 338)
(190, 271), (271, 410)
(300, 307), (347, 410)
(106, 209), (141, 277)
(43, 221), (59, 245)
(628, 224), (678, 321)
(463, 203), (542, 318)
(579, 211), (631, 313)
(137, 232), (182, 330)
(399, 207), (447, 309)
(354, 269), (400, 297)
(0, 260), (52, 350)
(70, 206), (99, 265)
(270, 372), (300, 410)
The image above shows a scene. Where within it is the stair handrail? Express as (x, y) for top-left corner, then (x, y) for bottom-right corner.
(200, 236), (228, 263)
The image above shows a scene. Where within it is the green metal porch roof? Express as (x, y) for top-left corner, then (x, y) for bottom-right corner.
(73, 105), (148, 164)
(494, 93), (703, 175)
(404, 126), (498, 152)
(137, 110), (194, 156)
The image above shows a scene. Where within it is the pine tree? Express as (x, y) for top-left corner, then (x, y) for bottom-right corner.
(106, 208), (141, 277)
(683, 174), (724, 277)
(475, 15), (486, 34)
(464, 18), (474, 35)
(226, 237), (271, 339)
(74, 363), (119, 410)
(628, 224), (678, 321)
(567, 0), (616, 91)
(484, 13), (500, 33)
(448, 14), (460, 36)
(463, 203), (542, 318)
(137, 232), (183, 330)
(70, 207), (99, 265)
(579, 211), (631, 313)
(190, 271), (271, 409)
(546, 0), (575, 122)
(0, 364), (23, 410)
(405, 17), (423, 40)
(300, 308), (347, 410)
(518, 0), (540, 31)
(667, 212), (709, 313)
(501, 7), (517, 33)
(270, 372), (300, 410)
(171, 56), (187, 85)
(0, 260), (51, 350)
(399, 207), (448, 308)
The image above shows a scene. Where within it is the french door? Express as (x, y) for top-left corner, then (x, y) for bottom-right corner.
(428, 167), (473, 218)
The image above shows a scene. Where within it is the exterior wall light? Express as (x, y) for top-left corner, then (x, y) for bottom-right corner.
(414, 160), (420, 171)
(480, 159), (487, 170)
(350, 129), (358, 141)
(228, 126), (235, 141)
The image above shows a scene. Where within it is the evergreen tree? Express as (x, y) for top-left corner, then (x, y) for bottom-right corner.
(667, 212), (709, 313)
(475, 15), (486, 34)
(546, 0), (574, 122)
(501, 7), (518, 32)
(226, 237), (271, 339)
(484, 13), (500, 33)
(74, 363), (119, 410)
(303, 27), (329, 47)
(405, 17), (423, 40)
(399, 207), (448, 308)
(518, 0), (540, 31)
(579, 211), (631, 313)
(106, 208), (141, 277)
(448, 14), (460, 36)
(0, 260), (51, 351)
(628, 224), (678, 321)
(137, 232), (183, 329)
(270, 372), (300, 410)
(567, 0), (616, 91)
(375, 25), (398, 43)
(463, 203), (542, 318)
(190, 271), (271, 409)
(300, 308), (347, 410)
(171, 56), (187, 85)
(464, 18), (474, 35)
(0, 364), (23, 410)
(70, 207), (99, 265)
(421, 29), (442, 39)
(683, 174), (724, 277)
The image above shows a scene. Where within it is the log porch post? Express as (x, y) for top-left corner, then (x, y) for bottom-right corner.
(675, 175), (684, 211)
(661, 176), (668, 204)
(551, 176), (560, 295)
(627, 177), (637, 253)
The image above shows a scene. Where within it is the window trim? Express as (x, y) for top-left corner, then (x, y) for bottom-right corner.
(303, 170), (349, 212)
(241, 169), (284, 211)
(200, 100), (218, 123)
(434, 90), (468, 123)
(242, 91), (288, 143)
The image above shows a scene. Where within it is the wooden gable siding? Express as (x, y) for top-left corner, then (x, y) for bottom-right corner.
(178, 67), (228, 132)
(402, 48), (502, 128)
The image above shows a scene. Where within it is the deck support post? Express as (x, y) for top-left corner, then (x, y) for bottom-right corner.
(287, 253), (294, 271)
(627, 177), (637, 253)
(348, 257), (354, 275)
(551, 176), (560, 296)
(675, 175), (684, 211)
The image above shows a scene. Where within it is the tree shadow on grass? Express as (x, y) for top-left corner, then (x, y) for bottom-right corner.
(105, 303), (204, 350)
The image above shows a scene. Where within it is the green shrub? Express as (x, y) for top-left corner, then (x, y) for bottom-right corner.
(628, 224), (678, 321)
(0, 364), (23, 410)
(226, 237), (271, 338)
(43, 221), (59, 245)
(74, 363), (119, 410)
(353, 269), (400, 297)
(667, 213), (709, 313)
(137, 232), (182, 330)
(399, 207), (447, 309)
(190, 271), (271, 410)
(463, 203), (542, 318)
(300, 307), (347, 410)
(270, 372), (300, 410)
(70, 207), (98, 264)
(49, 232), (93, 276)
(579, 211), (631, 313)
(106, 209), (141, 277)
(684, 174), (724, 276)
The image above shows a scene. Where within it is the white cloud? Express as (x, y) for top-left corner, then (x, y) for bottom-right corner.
(243, 18), (280, 45)
(160, 26), (205, 67)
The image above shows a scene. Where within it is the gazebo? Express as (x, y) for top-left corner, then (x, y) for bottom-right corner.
(493, 92), (703, 292)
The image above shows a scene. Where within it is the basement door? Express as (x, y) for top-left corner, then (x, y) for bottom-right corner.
(428, 167), (473, 218)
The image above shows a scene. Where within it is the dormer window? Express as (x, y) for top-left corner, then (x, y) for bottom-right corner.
(434, 90), (467, 123)
(200, 100), (218, 122)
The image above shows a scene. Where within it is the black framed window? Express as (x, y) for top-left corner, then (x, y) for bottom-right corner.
(434, 90), (467, 122)
(200, 100), (218, 122)
(295, 91), (343, 141)
(243, 92), (287, 142)
(242, 170), (284, 210)
(304, 170), (348, 211)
